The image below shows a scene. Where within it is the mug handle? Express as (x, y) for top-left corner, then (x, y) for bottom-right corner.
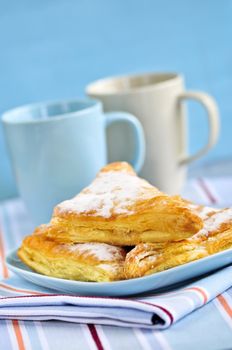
(104, 112), (145, 173)
(177, 91), (220, 165)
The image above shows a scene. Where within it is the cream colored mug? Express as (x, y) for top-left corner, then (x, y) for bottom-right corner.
(86, 72), (219, 194)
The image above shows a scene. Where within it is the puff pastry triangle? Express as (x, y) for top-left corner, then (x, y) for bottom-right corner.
(18, 230), (126, 282)
(125, 206), (232, 278)
(43, 162), (203, 245)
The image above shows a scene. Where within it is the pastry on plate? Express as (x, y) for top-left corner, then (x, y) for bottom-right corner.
(124, 207), (232, 278)
(43, 162), (203, 245)
(18, 232), (126, 282)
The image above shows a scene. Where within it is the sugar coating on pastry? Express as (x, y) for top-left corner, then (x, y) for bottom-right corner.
(125, 207), (232, 278)
(18, 235), (126, 282)
(47, 162), (204, 246)
(56, 163), (163, 218)
(190, 205), (219, 220)
(193, 208), (232, 239)
(58, 242), (125, 261)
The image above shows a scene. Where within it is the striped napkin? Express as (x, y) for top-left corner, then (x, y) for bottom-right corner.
(0, 265), (232, 329)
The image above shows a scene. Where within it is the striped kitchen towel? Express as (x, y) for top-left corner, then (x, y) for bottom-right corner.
(0, 265), (232, 329)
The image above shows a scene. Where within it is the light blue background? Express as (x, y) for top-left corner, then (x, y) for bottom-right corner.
(1, 0), (232, 198)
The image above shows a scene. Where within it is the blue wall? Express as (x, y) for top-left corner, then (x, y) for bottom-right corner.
(1, 0), (232, 197)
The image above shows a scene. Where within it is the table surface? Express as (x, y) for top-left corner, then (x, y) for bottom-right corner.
(1, 173), (232, 350)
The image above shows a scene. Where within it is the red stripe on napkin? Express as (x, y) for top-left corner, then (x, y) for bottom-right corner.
(197, 178), (217, 204)
(141, 301), (174, 324)
(185, 287), (208, 304)
(88, 324), (104, 350)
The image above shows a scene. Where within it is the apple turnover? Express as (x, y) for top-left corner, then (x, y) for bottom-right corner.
(42, 162), (203, 245)
(18, 232), (126, 282)
(124, 206), (232, 278)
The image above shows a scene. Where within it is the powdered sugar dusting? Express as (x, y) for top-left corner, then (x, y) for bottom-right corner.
(98, 263), (122, 274)
(57, 170), (162, 218)
(64, 242), (125, 261)
(196, 206), (219, 219)
(187, 204), (219, 220)
(193, 208), (232, 239)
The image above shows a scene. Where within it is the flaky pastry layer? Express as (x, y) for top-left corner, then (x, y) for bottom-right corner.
(125, 208), (232, 278)
(44, 162), (203, 245)
(18, 234), (126, 282)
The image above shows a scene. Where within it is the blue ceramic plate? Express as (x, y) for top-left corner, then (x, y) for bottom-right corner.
(6, 248), (232, 296)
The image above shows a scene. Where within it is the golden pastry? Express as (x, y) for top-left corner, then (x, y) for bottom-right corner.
(43, 162), (203, 245)
(124, 206), (232, 278)
(18, 233), (126, 282)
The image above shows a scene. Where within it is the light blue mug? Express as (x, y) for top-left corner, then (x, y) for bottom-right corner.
(2, 98), (145, 225)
